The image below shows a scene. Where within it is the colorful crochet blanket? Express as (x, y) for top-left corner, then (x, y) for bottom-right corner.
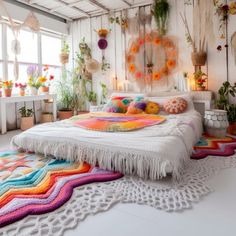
(192, 134), (236, 159)
(70, 112), (166, 132)
(0, 150), (122, 228)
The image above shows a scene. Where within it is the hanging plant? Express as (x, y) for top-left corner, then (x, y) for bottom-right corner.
(152, 0), (170, 36)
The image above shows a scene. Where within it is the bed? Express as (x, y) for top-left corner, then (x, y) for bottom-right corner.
(11, 94), (203, 180)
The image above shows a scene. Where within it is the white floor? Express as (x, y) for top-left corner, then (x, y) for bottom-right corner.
(1, 131), (236, 236)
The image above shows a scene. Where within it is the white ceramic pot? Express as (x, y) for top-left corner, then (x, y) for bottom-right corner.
(30, 87), (38, 96)
(204, 109), (229, 137)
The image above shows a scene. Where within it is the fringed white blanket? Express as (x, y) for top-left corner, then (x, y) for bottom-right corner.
(11, 111), (202, 180)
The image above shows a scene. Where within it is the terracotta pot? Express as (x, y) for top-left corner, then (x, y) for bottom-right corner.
(4, 88), (12, 97)
(40, 86), (49, 94)
(59, 53), (69, 64)
(30, 87), (38, 96)
(227, 122), (236, 135)
(41, 113), (53, 123)
(20, 116), (34, 131)
(191, 52), (207, 66)
(19, 89), (25, 96)
(58, 110), (73, 120)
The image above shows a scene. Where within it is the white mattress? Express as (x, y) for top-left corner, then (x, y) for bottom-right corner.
(11, 110), (202, 180)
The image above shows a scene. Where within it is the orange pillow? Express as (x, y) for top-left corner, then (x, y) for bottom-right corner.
(145, 101), (160, 114)
(163, 97), (188, 114)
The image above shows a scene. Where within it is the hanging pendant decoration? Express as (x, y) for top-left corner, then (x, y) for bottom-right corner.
(95, 28), (111, 72)
(127, 31), (178, 85)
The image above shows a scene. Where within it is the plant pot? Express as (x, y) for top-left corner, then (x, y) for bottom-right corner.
(19, 89), (25, 96)
(20, 116), (34, 131)
(191, 52), (207, 66)
(30, 87), (38, 96)
(59, 53), (69, 64)
(4, 88), (12, 97)
(58, 110), (73, 120)
(40, 86), (49, 94)
(227, 122), (236, 135)
(41, 113), (53, 123)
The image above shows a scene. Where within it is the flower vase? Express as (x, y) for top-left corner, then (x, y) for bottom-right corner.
(19, 89), (25, 96)
(40, 86), (49, 94)
(4, 89), (12, 97)
(30, 87), (38, 96)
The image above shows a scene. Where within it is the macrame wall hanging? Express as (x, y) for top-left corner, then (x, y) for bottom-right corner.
(0, 0), (40, 80)
(127, 31), (178, 90)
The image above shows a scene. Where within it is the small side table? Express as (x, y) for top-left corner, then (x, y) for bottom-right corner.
(204, 109), (229, 137)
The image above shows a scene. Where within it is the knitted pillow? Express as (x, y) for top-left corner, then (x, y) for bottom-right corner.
(104, 96), (132, 113)
(163, 97), (188, 114)
(126, 100), (147, 114)
(145, 101), (160, 114)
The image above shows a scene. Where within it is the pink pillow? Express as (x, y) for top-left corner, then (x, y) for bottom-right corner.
(163, 97), (188, 114)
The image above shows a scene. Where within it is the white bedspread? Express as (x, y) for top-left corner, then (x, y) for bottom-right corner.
(11, 111), (202, 180)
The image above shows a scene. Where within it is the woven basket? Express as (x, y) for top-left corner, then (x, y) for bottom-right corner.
(59, 53), (69, 64)
(191, 52), (207, 66)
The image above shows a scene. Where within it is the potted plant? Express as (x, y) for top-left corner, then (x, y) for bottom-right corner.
(57, 69), (74, 120)
(15, 83), (27, 96)
(27, 65), (42, 95)
(41, 112), (53, 123)
(2, 80), (13, 97)
(60, 40), (70, 64)
(88, 91), (97, 106)
(19, 106), (34, 131)
(193, 70), (207, 91)
(40, 65), (54, 94)
(152, 0), (170, 36)
(216, 81), (236, 135)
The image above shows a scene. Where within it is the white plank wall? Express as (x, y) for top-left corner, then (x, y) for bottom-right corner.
(69, 0), (236, 99)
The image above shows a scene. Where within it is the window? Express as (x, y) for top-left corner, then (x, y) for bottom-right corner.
(1, 24), (63, 86)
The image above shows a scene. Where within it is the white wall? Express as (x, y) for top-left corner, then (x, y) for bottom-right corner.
(69, 0), (236, 99)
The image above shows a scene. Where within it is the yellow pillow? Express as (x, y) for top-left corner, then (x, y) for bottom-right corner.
(145, 101), (160, 114)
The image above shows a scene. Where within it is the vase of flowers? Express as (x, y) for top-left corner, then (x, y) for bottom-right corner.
(2, 80), (13, 97)
(27, 65), (42, 95)
(15, 83), (27, 96)
(39, 65), (54, 94)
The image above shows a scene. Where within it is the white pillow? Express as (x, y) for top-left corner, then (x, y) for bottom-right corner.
(110, 92), (145, 98)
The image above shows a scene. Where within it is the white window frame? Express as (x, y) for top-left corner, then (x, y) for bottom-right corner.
(0, 21), (63, 82)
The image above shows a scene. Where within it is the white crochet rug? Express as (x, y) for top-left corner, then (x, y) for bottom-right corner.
(2, 155), (236, 236)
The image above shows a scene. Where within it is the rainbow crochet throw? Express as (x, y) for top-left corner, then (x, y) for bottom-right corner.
(70, 112), (166, 132)
(0, 150), (122, 228)
(191, 134), (236, 159)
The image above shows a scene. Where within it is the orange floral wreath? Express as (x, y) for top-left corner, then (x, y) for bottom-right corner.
(127, 32), (178, 81)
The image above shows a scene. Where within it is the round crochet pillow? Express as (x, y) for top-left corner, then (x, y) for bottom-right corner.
(164, 97), (188, 114)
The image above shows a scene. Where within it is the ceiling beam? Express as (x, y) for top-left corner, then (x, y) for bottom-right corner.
(121, 0), (132, 7)
(50, 0), (90, 17)
(18, 0), (73, 21)
(87, 0), (109, 12)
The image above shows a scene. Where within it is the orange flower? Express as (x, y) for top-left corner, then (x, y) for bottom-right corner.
(161, 67), (169, 76)
(152, 72), (162, 81)
(135, 71), (143, 79)
(145, 34), (152, 43)
(127, 54), (134, 63)
(166, 59), (176, 69)
(153, 37), (161, 45)
(162, 39), (174, 48)
(128, 64), (136, 73)
(130, 44), (139, 54)
(38, 76), (47, 83)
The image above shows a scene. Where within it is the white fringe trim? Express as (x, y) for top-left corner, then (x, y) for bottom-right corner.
(11, 135), (189, 180)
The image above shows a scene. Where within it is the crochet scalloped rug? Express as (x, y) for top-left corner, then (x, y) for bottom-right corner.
(1, 143), (236, 236)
